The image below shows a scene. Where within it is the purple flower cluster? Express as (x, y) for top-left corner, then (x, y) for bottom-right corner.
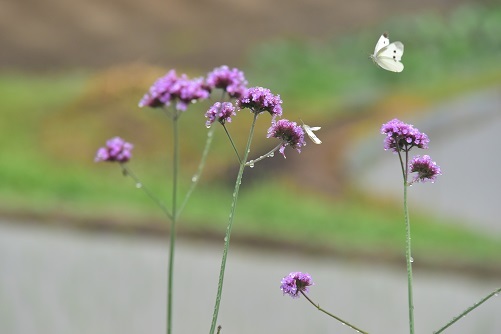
(381, 118), (429, 153)
(267, 119), (305, 158)
(206, 65), (248, 98)
(139, 69), (210, 111)
(237, 86), (283, 118)
(409, 155), (442, 183)
(280, 272), (314, 298)
(205, 102), (236, 127)
(95, 137), (133, 163)
(381, 118), (442, 184)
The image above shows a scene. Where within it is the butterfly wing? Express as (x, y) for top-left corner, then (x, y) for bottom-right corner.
(303, 125), (322, 144)
(375, 41), (404, 72)
(373, 33), (390, 54)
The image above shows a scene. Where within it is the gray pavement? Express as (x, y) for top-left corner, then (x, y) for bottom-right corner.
(0, 221), (499, 334)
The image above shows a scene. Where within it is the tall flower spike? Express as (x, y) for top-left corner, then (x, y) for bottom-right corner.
(205, 102), (236, 128)
(237, 86), (282, 118)
(381, 118), (429, 153)
(267, 119), (305, 158)
(280, 272), (314, 298)
(95, 137), (133, 163)
(206, 65), (248, 98)
(409, 155), (441, 184)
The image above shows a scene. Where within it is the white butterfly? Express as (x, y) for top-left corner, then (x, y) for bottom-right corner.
(301, 120), (322, 144)
(370, 32), (404, 72)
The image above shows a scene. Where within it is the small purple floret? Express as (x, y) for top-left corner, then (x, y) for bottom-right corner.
(205, 102), (236, 127)
(237, 86), (282, 118)
(267, 119), (305, 158)
(409, 155), (441, 183)
(280, 272), (314, 298)
(95, 137), (133, 163)
(206, 65), (248, 98)
(381, 118), (429, 153)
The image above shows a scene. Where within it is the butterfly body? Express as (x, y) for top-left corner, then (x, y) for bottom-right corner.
(370, 32), (404, 72)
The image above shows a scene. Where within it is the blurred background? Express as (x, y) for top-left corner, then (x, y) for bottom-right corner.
(0, 0), (500, 333)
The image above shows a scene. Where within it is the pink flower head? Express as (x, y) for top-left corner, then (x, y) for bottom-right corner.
(267, 119), (305, 158)
(237, 86), (282, 118)
(95, 137), (133, 163)
(206, 65), (248, 98)
(170, 75), (210, 111)
(280, 272), (314, 298)
(205, 102), (236, 127)
(381, 118), (429, 153)
(409, 155), (441, 184)
(138, 69), (178, 108)
(139, 70), (210, 111)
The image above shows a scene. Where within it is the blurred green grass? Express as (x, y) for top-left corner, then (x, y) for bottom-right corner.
(248, 4), (501, 114)
(1, 4), (500, 269)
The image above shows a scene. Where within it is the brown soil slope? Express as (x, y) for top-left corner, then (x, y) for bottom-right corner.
(1, 0), (473, 71)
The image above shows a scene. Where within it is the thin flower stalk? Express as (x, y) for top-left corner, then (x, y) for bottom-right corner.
(222, 123), (242, 164)
(433, 287), (501, 334)
(166, 114), (179, 334)
(120, 163), (172, 220)
(209, 112), (259, 334)
(280, 272), (367, 333)
(177, 125), (216, 218)
(397, 148), (415, 334)
(300, 291), (369, 334)
(245, 142), (283, 167)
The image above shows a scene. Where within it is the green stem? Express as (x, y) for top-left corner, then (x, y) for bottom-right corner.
(166, 114), (180, 334)
(209, 112), (259, 334)
(398, 148), (414, 334)
(177, 126), (216, 218)
(403, 173), (414, 334)
(120, 164), (173, 220)
(222, 123), (242, 164)
(433, 287), (501, 334)
(301, 291), (369, 334)
(245, 142), (282, 166)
